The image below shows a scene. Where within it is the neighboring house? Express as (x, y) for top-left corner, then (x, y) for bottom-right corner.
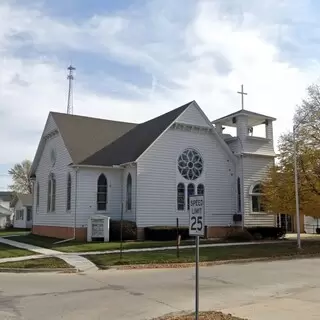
(304, 216), (320, 234)
(29, 100), (291, 241)
(0, 191), (14, 229)
(11, 194), (33, 229)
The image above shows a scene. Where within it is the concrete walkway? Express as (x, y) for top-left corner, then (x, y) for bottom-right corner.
(72, 239), (282, 255)
(0, 237), (98, 272)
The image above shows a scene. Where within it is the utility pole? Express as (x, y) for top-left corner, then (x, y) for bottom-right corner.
(67, 65), (76, 114)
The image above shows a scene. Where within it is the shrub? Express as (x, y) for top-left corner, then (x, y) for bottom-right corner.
(109, 219), (137, 241)
(246, 227), (286, 240)
(144, 226), (190, 241)
(224, 229), (254, 242)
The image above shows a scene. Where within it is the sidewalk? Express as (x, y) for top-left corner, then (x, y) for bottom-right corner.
(0, 237), (98, 272)
(72, 239), (282, 256)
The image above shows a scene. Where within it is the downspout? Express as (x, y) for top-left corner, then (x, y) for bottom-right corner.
(135, 163), (137, 227)
(236, 137), (245, 230)
(54, 166), (78, 244)
(240, 153), (245, 230)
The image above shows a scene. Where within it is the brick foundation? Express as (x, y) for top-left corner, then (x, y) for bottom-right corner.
(206, 226), (241, 238)
(32, 225), (87, 241)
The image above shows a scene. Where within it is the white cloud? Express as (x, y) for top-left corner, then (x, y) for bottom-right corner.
(0, 0), (319, 189)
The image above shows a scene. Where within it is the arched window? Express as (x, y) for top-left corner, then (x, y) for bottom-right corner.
(251, 183), (264, 212)
(197, 184), (204, 196)
(177, 183), (185, 211)
(187, 183), (195, 210)
(237, 177), (241, 212)
(97, 174), (107, 211)
(126, 173), (132, 211)
(47, 173), (56, 212)
(36, 182), (40, 209)
(67, 173), (72, 211)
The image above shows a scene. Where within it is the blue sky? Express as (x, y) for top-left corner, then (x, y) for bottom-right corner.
(1, 0), (320, 190)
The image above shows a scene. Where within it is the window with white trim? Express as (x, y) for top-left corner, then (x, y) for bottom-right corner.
(237, 177), (241, 212)
(177, 183), (185, 211)
(67, 173), (72, 211)
(27, 207), (32, 221)
(15, 209), (24, 220)
(36, 182), (40, 209)
(197, 183), (204, 196)
(251, 183), (264, 212)
(97, 174), (108, 211)
(47, 173), (56, 212)
(187, 183), (195, 210)
(126, 173), (132, 211)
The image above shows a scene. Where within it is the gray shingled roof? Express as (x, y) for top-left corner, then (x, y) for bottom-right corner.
(10, 193), (33, 208)
(80, 101), (193, 166)
(0, 191), (13, 202)
(18, 194), (33, 206)
(51, 112), (137, 164)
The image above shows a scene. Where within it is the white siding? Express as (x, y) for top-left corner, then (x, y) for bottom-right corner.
(243, 155), (276, 227)
(136, 127), (236, 228)
(75, 167), (125, 227)
(33, 117), (75, 228)
(13, 200), (32, 229)
(43, 114), (57, 136)
(244, 137), (275, 156)
(176, 104), (211, 128)
(13, 199), (25, 229)
(226, 138), (241, 154)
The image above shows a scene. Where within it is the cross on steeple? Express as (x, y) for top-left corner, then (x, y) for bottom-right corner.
(237, 84), (247, 110)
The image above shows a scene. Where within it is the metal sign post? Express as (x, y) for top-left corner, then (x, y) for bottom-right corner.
(189, 195), (205, 320)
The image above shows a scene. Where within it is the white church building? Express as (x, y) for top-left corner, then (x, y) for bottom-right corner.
(30, 100), (280, 241)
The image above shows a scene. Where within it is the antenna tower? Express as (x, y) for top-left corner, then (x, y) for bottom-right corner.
(67, 65), (75, 114)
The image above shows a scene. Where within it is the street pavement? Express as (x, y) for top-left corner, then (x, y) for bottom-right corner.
(1, 257), (320, 320)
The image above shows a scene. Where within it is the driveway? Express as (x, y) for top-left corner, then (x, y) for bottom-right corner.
(1, 258), (320, 320)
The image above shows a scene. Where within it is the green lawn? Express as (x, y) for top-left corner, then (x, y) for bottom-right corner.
(10, 234), (222, 253)
(0, 243), (34, 259)
(85, 240), (320, 269)
(0, 229), (31, 237)
(0, 257), (72, 269)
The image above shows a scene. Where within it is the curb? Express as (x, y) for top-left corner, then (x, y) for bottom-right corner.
(103, 253), (320, 270)
(0, 267), (78, 273)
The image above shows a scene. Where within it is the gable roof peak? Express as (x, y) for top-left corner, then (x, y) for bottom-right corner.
(79, 101), (194, 167)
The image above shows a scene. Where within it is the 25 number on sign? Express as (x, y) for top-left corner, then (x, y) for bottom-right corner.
(190, 215), (203, 232)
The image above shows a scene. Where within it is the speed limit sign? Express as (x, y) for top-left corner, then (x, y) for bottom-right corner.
(189, 195), (205, 236)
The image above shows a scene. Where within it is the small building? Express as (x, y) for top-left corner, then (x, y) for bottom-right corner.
(11, 194), (33, 229)
(0, 191), (14, 228)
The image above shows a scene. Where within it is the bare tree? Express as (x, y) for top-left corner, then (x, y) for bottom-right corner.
(8, 160), (32, 194)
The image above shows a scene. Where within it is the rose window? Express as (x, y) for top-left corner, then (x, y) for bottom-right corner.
(178, 148), (203, 180)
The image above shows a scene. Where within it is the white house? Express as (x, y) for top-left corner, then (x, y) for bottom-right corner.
(29, 100), (285, 241)
(0, 191), (14, 229)
(11, 193), (33, 229)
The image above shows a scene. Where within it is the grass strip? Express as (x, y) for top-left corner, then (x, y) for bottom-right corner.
(10, 234), (221, 253)
(0, 257), (72, 269)
(85, 241), (320, 268)
(0, 243), (34, 259)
